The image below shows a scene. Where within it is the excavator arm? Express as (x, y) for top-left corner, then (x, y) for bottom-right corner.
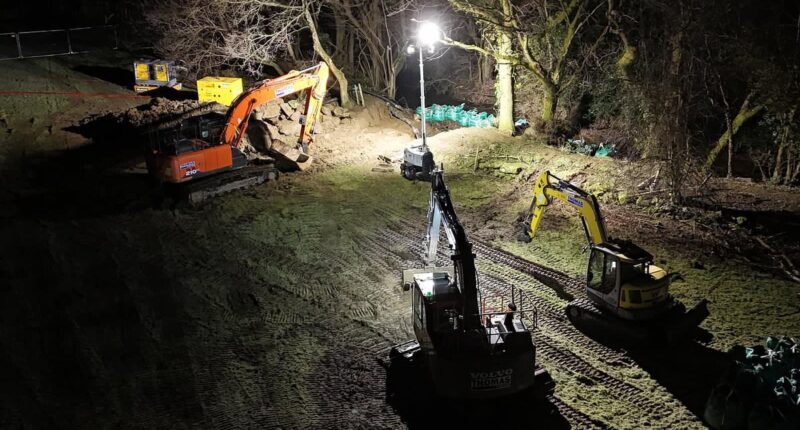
(520, 170), (609, 246)
(424, 168), (482, 330)
(221, 62), (330, 156)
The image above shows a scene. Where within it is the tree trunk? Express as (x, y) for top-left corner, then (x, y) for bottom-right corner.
(772, 127), (788, 184)
(667, 30), (685, 205)
(347, 33), (355, 68)
(541, 81), (558, 127)
(496, 60), (514, 134)
(478, 46), (493, 85)
(495, 32), (514, 135)
(305, 8), (351, 108)
(772, 143), (785, 183)
(703, 94), (763, 172)
(725, 112), (733, 178)
(333, 9), (346, 63)
(616, 44), (636, 78)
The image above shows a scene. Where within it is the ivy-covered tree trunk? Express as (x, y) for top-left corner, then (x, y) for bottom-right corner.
(541, 80), (558, 126)
(703, 93), (763, 172)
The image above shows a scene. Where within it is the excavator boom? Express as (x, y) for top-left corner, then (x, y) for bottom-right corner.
(222, 62), (329, 153)
(426, 169), (481, 330)
(520, 170), (608, 246)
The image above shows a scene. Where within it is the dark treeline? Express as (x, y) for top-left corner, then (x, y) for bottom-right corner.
(37, 0), (800, 193)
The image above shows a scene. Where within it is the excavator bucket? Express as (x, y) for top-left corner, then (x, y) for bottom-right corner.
(662, 299), (710, 344)
(269, 139), (313, 171)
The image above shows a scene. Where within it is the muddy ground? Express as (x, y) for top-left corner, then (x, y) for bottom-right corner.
(1, 53), (799, 429)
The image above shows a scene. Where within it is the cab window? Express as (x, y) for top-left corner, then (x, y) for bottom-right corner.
(588, 250), (617, 294)
(588, 250), (604, 290)
(601, 256), (617, 293)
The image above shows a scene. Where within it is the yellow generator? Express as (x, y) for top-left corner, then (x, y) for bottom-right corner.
(197, 77), (244, 106)
(133, 60), (182, 93)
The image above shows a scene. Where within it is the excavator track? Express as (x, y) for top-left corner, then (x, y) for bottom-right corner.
(177, 164), (278, 204)
(548, 397), (610, 429)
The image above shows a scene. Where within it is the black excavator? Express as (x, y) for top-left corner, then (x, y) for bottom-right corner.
(391, 167), (554, 399)
(519, 170), (710, 345)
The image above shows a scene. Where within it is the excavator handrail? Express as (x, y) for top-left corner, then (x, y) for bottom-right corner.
(219, 61), (330, 153)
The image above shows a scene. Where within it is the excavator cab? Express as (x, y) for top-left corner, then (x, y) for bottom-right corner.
(399, 267), (548, 399)
(585, 241), (671, 320)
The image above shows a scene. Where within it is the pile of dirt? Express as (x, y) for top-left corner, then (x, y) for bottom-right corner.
(68, 98), (224, 143)
(249, 97), (353, 145)
(114, 98), (217, 129)
(69, 95), (361, 160)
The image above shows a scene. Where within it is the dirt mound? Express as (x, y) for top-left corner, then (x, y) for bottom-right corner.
(68, 98), (226, 143)
(114, 98), (220, 129)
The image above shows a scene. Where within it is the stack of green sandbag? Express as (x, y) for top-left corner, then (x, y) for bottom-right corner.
(415, 104), (496, 128)
(704, 336), (800, 430)
(563, 138), (616, 157)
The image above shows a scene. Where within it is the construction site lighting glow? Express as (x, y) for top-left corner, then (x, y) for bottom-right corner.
(417, 22), (441, 47)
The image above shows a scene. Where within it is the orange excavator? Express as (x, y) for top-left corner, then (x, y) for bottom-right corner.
(146, 62), (329, 201)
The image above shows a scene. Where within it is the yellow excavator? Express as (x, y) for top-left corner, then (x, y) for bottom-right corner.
(519, 170), (709, 345)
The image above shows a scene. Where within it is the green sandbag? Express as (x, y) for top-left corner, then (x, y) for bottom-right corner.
(595, 144), (615, 157)
(442, 105), (454, 121)
(447, 104), (465, 121)
(458, 111), (472, 127)
(465, 109), (479, 127)
(427, 104), (440, 122)
(468, 112), (480, 127)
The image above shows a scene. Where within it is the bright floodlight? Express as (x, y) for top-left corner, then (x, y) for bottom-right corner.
(417, 22), (441, 47)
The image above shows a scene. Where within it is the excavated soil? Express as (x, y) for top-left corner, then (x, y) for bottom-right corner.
(1, 54), (799, 429)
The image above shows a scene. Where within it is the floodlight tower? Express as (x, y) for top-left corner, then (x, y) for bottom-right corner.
(400, 20), (442, 181)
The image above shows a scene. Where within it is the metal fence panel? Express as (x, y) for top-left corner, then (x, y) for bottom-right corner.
(0, 33), (19, 59)
(69, 26), (117, 52)
(0, 26), (117, 61)
(18, 29), (69, 58)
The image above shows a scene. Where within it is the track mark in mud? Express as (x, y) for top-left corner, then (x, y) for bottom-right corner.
(348, 301), (379, 320)
(262, 310), (306, 325)
(363, 215), (700, 428)
(549, 397), (611, 430)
